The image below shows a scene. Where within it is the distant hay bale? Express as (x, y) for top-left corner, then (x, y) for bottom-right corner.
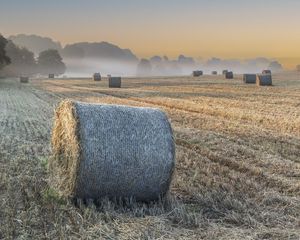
(20, 77), (29, 83)
(212, 71), (218, 75)
(93, 73), (101, 81)
(225, 71), (234, 79)
(50, 100), (175, 202)
(243, 74), (256, 84)
(49, 74), (55, 79)
(222, 70), (228, 75)
(257, 74), (272, 86)
(262, 70), (272, 75)
(193, 71), (203, 77)
(109, 77), (121, 88)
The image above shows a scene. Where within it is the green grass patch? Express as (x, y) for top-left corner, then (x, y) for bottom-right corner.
(42, 187), (66, 205)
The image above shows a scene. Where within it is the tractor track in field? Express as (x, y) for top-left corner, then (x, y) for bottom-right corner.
(175, 137), (300, 196)
(40, 81), (300, 139)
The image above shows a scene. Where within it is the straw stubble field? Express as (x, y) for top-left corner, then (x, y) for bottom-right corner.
(0, 73), (299, 239)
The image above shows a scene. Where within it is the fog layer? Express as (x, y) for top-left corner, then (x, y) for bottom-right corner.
(8, 34), (284, 77)
(64, 56), (283, 78)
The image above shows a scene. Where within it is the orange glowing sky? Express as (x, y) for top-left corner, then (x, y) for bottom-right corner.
(1, 0), (300, 68)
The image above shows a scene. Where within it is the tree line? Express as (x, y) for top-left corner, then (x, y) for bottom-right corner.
(0, 34), (66, 77)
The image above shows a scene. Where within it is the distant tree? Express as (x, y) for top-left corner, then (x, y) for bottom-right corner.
(207, 57), (222, 67)
(9, 34), (62, 56)
(62, 44), (85, 59)
(163, 56), (169, 62)
(150, 56), (162, 65)
(0, 35), (11, 70)
(149, 56), (165, 76)
(3, 41), (37, 76)
(268, 61), (283, 72)
(38, 49), (66, 76)
(177, 55), (195, 65)
(136, 59), (152, 76)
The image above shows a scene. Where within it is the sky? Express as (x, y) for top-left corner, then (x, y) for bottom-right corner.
(1, 0), (300, 68)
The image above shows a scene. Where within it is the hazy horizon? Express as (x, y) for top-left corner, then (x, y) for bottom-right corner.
(1, 0), (300, 69)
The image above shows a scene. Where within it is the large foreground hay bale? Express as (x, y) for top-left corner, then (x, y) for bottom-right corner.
(193, 71), (203, 77)
(225, 71), (234, 79)
(93, 73), (101, 81)
(109, 77), (121, 88)
(257, 74), (272, 86)
(20, 77), (29, 83)
(50, 100), (175, 202)
(243, 74), (256, 84)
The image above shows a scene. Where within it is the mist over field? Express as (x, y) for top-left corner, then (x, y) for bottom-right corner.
(63, 57), (284, 78)
(63, 58), (137, 77)
(3, 34), (284, 78)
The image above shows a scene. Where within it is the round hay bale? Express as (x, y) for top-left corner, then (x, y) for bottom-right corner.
(262, 70), (272, 75)
(193, 70), (203, 77)
(222, 70), (228, 75)
(49, 74), (55, 79)
(50, 100), (175, 202)
(20, 77), (29, 83)
(257, 74), (272, 86)
(93, 73), (101, 81)
(225, 71), (234, 79)
(109, 77), (121, 88)
(212, 71), (218, 75)
(243, 74), (256, 84)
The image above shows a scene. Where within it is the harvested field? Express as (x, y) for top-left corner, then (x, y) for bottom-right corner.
(1, 73), (300, 239)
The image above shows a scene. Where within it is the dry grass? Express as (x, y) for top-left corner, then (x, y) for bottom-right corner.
(0, 73), (300, 239)
(50, 100), (81, 198)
